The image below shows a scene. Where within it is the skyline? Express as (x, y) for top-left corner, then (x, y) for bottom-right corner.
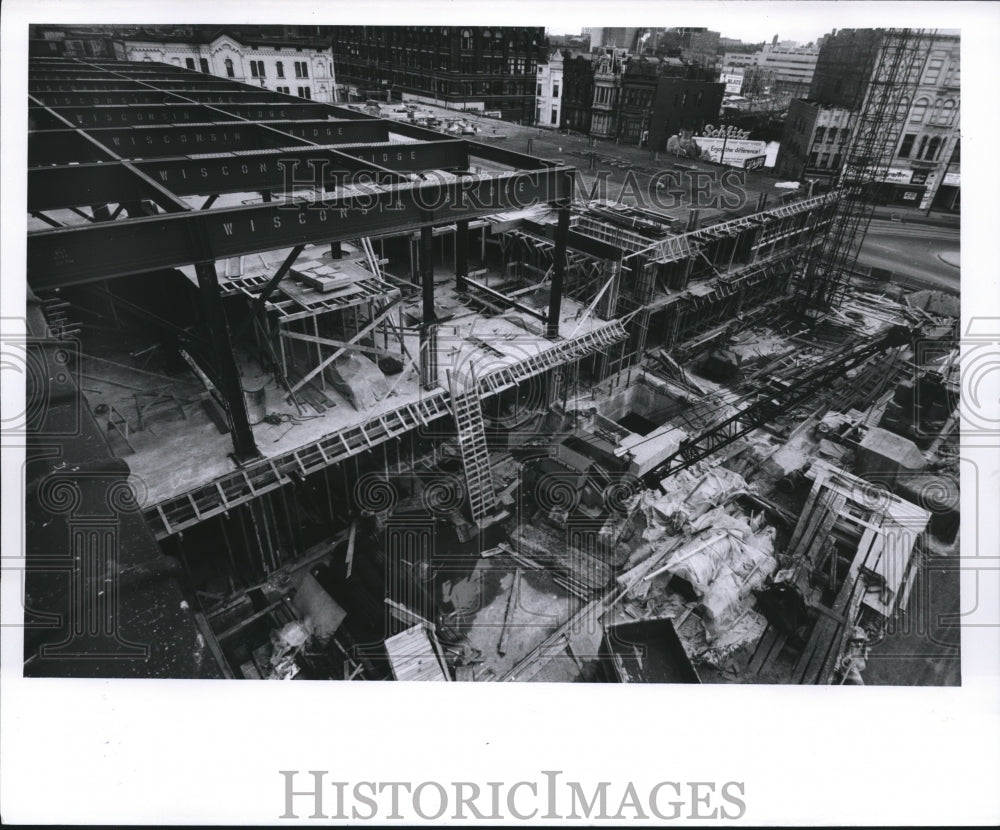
(548, 25), (832, 48)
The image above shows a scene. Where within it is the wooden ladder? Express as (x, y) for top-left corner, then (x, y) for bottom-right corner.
(449, 371), (497, 523)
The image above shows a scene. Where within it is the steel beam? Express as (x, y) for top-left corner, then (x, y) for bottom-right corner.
(29, 141), (466, 211)
(27, 163), (161, 213)
(29, 120), (390, 164)
(233, 244), (305, 341)
(36, 101), (355, 127)
(28, 168), (575, 289)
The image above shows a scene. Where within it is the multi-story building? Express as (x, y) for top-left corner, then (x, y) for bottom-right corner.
(535, 50), (564, 127)
(122, 28), (336, 102)
(590, 48), (626, 138)
(775, 101), (855, 185)
(649, 72), (726, 150)
(721, 51), (762, 72)
(776, 29), (960, 210)
(30, 25), (338, 102)
(589, 27), (643, 51)
(616, 56), (661, 145)
(673, 27), (721, 67)
(617, 59), (724, 149)
(758, 43), (820, 98)
(329, 26), (545, 121)
(561, 53), (595, 133)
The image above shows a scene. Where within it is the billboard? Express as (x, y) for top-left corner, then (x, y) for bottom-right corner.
(693, 136), (768, 168)
(721, 73), (744, 94)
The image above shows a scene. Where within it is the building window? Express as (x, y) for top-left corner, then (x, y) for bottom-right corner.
(916, 135), (929, 160)
(185, 58), (195, 70)
(277, 86), (290, 94)
(224, 58), (234, 77)
(820, 152), (831, 167)
(934, 99), (957, 126)
(276, 61), (285, 78)
(552, 83), (559, 98)
(925, 135), (941, 161)
(250, 60), (266, 78)
(295, 61), (308, 78)
(462, 29), (472, 50)
(898, 133), (916, 158)
(827, 127), (837, 144)
(537, 83), (542, 96)
(298, 86), (311, 99)
(924, 57), (944, 85)
(551, 107), (558, 124)
(814, 126), (825, 144)
(199, 58), (209, 73)
(910, 97), (928, 123)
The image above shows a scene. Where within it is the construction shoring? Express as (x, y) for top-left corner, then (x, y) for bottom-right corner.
(796, 28), (933, 313)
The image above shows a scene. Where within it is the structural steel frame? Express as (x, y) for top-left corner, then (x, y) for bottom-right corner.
(27, 56), (575, 464)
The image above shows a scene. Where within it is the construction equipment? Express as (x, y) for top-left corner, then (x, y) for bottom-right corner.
(643, 323), (915, 485)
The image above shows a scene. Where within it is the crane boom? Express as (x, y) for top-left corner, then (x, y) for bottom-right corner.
(643, 324), (913, 487)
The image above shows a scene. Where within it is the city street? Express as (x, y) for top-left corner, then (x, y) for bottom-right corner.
(857, 215), (960, 293)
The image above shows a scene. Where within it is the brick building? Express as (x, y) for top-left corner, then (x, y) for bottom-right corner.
(329, 25), (545, 121)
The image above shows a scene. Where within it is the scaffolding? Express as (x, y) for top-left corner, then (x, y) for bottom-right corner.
(795, 28), (933, 313)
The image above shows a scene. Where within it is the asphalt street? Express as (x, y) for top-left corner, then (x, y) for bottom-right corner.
(857, 216), (960, 294)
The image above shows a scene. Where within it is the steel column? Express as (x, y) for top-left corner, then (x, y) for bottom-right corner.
(195, 261), (260, 463)
(546, 206), (571, 339)
(455, 219), (470, 292)
(419, 225), (437, 390)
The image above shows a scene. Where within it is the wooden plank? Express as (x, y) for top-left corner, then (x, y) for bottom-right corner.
(497, 569), (521, 657)
(384, 598), (433, 630)
(344, 521), (357, 579)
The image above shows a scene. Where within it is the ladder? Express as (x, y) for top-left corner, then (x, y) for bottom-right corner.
(449, 371), (497, 523)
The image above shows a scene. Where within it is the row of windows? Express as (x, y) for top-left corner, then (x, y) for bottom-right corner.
(909, 96), (957, 126)
(898, 133), (945, 161)
(246, 59), (310, 79)
(274, 86), (312, 98)
(807, 150), (842, 169)
(340, 27), (539, 45)
(536, 82), (560, 98)
(341, 48), (533, 75)
(813, 126), (849, 145)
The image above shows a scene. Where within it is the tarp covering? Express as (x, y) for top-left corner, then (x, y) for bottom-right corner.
(326, 352), (389, 410)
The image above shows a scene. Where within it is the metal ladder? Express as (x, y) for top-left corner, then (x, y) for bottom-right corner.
(449, 371), (497, 523)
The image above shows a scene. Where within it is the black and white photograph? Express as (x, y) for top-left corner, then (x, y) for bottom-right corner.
(2, 1), (998, 825)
